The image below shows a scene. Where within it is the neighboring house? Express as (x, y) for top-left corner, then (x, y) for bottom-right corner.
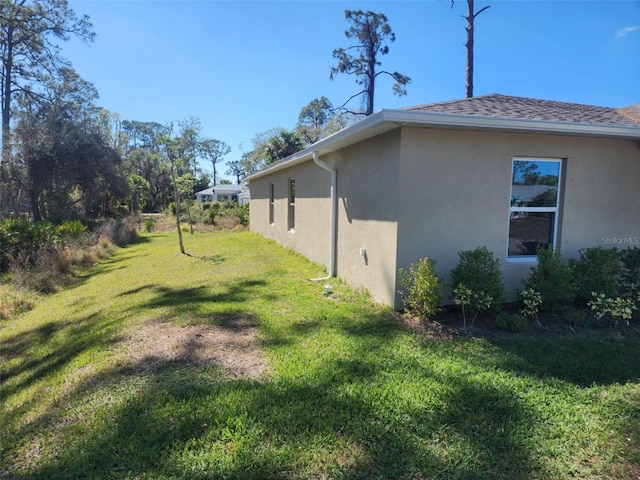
(245, 94), (640, 309)
(195, 184), (249, 204)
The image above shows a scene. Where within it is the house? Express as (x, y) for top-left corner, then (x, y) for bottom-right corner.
(245, 94), (640, 309)
(195, 184), (249, 204)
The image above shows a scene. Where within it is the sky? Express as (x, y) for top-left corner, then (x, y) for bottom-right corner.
(64, 0), (640, 180)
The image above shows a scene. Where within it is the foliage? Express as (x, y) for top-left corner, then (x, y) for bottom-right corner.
(199, 138), (230, 186)
(524, 246), (575, 311)
(238, 127), (304, 176)
(296, 96), (352, 145)
(450, 246), (506, 309)
(263, 128), (304, 165)
(330, 10), (411, 116)
(398, 257), (444, 321)
(588, 292), (636, 327)
(143, 218), (155, 233)
(570, 247), (620, 305)
(494, 311), (529, 332)
(557, 305), (595, 329)
(453, 284), (493, 330)
(620, 247), (640, 303)
(57, 220), (87, 240)
(519, 287), (542, 328)
(12, 73), (127, 220)
(0, 0), (95, 162)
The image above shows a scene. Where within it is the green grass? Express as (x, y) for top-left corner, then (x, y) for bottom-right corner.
(2, 230), (640, 479)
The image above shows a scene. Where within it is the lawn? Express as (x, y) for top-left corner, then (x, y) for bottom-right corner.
(1, 230), (640, 479)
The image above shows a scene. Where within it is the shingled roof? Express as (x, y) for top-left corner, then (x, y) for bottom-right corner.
(405, 94), (640, 127)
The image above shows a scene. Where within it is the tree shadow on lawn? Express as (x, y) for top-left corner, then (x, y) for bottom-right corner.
(118, 278), (276, 323)
(18, 349), (546, 480)
(488, 331), (640, 387)
(6, 303), (557, 480)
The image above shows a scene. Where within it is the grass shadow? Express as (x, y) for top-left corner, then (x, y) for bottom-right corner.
(489, 331), (640, 387)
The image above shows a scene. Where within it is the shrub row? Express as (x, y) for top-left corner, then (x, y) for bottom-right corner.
(399, 245), (640, 331)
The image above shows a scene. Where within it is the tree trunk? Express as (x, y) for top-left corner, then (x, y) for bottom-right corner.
(465, 0), (475, 98)
(173, 184), (186, 254)
(2, 27), (14, 165)
(464, 0), (490, 98)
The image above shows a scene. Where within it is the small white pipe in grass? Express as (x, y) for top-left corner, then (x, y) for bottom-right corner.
(310, 151), (336, 282)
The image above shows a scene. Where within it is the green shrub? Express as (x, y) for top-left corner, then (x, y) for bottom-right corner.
(519, 287), (542, 327)
(588, 292), (636, 327)
(570, 247), (620, 305)
(524, 246), (575, 311)
(450, 246), (506, 309)
(143, 219), (155, 233)
(453, 284), (493, 330)
(398, 257), (444, 321)
(494, 312), (529, 332)
(620, 247), (640, 303)
(57, 219), (87, 240)
(236, 203), (250, 227)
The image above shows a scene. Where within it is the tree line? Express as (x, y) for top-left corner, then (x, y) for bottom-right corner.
(0, 0), (489, 222)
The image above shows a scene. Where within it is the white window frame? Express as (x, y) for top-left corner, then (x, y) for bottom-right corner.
(507, 157), (562, 262)
(269, 183), (275, 225)
(288, 178), (295, 231)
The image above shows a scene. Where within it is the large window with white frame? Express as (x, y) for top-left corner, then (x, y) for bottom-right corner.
(269, 183), (275, 225)
(288, 178), (295, 231)
(508, 158), (562, 260)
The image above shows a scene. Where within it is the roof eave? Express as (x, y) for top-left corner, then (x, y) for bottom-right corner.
(245, 109), (640, 182)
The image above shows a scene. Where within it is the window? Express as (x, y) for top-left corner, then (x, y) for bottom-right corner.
(269, 183), (275, 225)
(288, 178), (295, 231)
(508, 158), (562, 259)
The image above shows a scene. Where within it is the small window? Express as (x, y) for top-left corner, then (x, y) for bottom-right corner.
(288, 178), (295, 231)
(508, 158), (562, 260)
(269, 183), (275, 225)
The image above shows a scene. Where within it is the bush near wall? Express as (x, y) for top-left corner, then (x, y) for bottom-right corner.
(401, 245), (640, 330)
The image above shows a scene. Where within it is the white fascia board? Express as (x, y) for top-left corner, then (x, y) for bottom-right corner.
(244, 109), (640, 182)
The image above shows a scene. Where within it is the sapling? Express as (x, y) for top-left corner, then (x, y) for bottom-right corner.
(519, 288), (542, 328)
(453, 284), (493, 331)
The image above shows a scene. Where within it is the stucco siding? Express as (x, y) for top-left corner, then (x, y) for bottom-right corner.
(395, 127), (640, 304)
(249, 161), (333, 271)
(334, 130), (402, 306)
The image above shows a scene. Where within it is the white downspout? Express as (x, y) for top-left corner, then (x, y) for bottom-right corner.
(311, 151), (336, 281)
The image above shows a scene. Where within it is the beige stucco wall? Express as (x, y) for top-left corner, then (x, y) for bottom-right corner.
(396, 127), (640, 306)
(249, 160), (333, 272)
(250, 126), (639, 309)
(333, 130), (401, 306)
(250, 131), (402, 305)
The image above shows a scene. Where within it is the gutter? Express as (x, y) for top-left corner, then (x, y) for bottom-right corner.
(310, 151), (336, 282)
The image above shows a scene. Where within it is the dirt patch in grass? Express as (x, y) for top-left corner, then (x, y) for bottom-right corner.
(124, 314), (269, 379)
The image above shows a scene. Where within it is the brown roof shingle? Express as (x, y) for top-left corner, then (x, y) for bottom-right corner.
(405, 94), (640, 127)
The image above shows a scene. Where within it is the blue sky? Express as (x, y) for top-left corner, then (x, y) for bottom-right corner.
(65, 0), (639, 180)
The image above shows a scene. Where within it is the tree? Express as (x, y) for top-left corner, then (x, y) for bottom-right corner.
(330, 10), (410, 116)
(225, 160), (243, 185)
(200, 138), (230, 186)
(1, 0), (95, 163)
(296, 96), (350, 144)
(14, 73), (125, 221)
(237, 127), (304, 177)
(263, 128), (303, 165)
(120, 120), (171, 212)
(452, 0), (490, 98)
